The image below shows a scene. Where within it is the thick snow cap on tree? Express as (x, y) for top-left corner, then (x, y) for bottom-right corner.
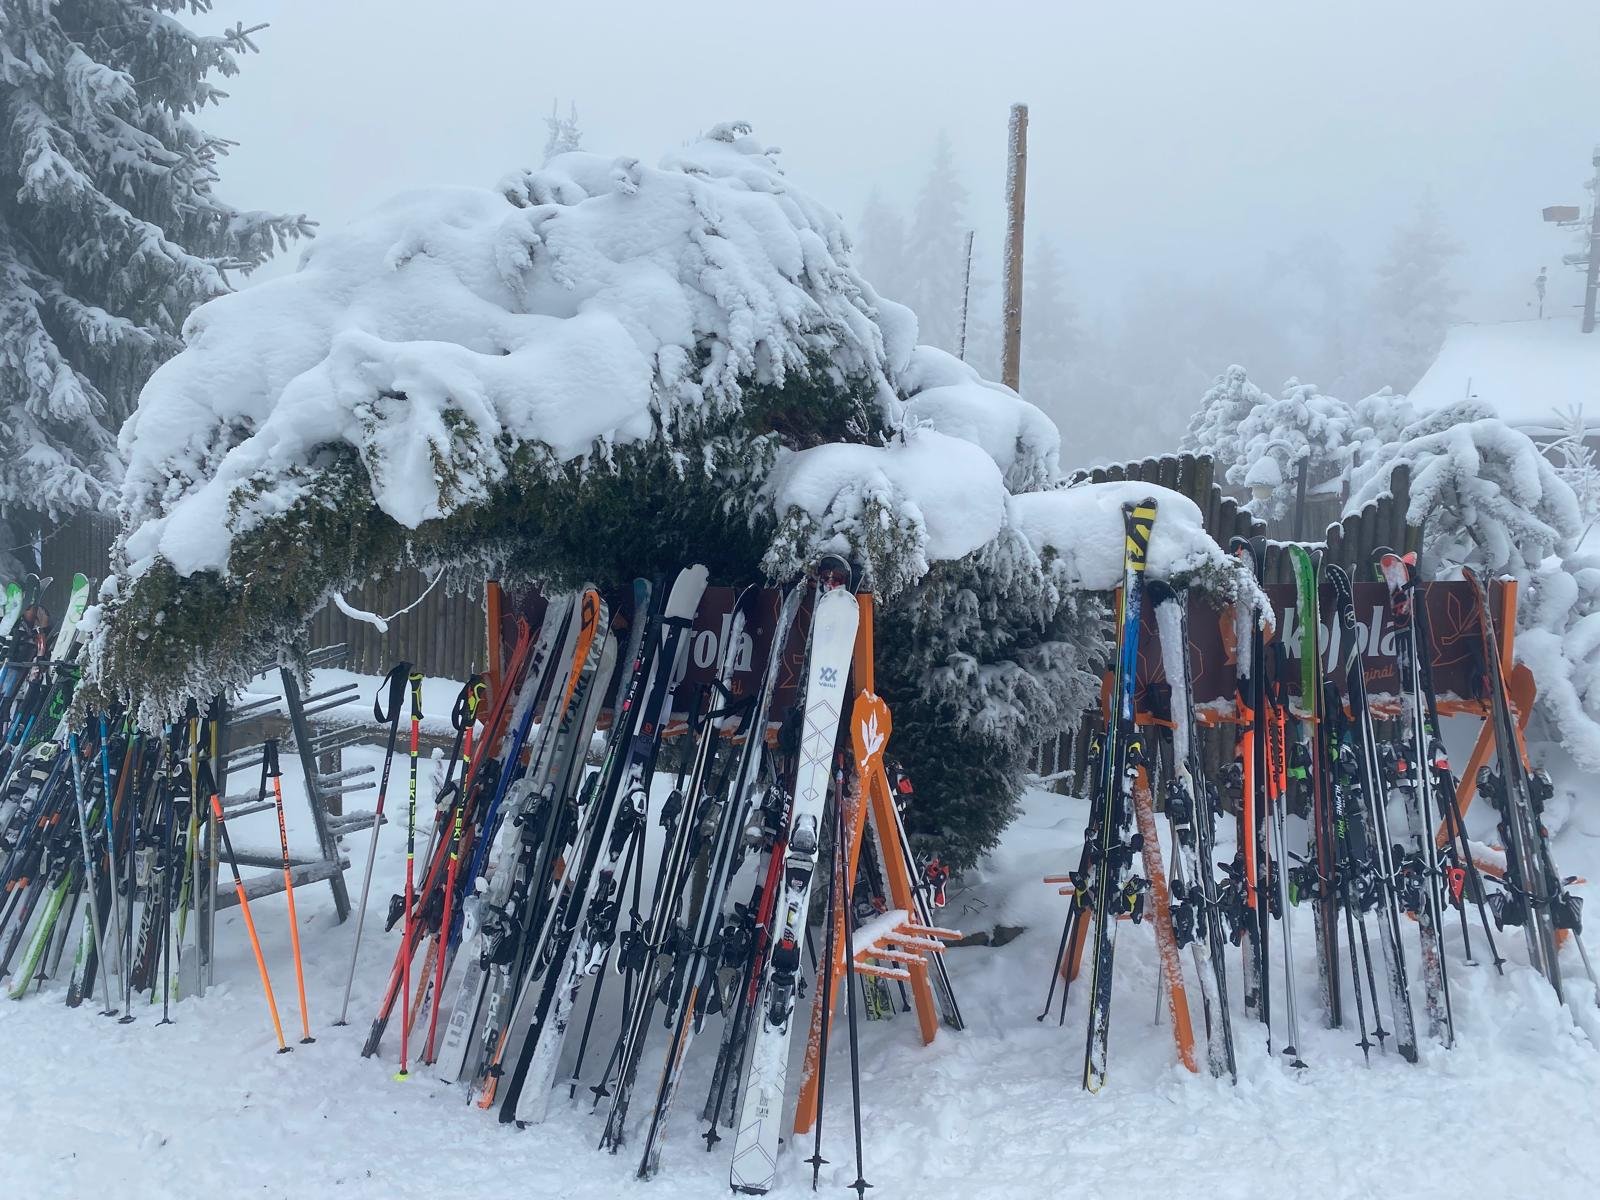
(762, 429), (1007, 592)
(1008, 481), (1267, 609)
(115, 122), (919, 579)
(897, 346), (1060, 492)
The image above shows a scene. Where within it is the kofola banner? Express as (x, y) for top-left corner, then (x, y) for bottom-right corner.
(501, 579), (1501, 727)
(1138, 580), (1496, 718)
(500, 585), (811, 724)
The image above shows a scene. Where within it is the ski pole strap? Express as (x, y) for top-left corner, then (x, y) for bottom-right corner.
(197, 758), (218, 804)
(452, 674), (484, 732)
(375, 661), (413, 724)
(264, 737), (281, 780)
(409, 671), (424, 722)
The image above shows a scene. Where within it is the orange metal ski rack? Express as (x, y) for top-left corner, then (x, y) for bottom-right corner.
(791, 592), (959, 1138)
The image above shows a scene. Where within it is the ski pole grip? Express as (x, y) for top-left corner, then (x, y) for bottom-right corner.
(452, 674), (483, 732)
(409, 672), (424, 722)
(375, 661), (413, 724)
(264, 737), (281, 779)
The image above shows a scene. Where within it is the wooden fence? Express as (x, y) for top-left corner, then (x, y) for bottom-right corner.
(38, 515), (485, 683)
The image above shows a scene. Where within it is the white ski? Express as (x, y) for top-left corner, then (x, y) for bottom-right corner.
(729, 582), (858, 1195)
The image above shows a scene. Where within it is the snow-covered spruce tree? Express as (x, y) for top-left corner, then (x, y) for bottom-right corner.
(875, 527), (1105, 866)
(1229, 378), (1357, 521)
(759, 344), (1100, 867)
(1180, 364), (1267, 480)
(1346, 400), (1579, 579)
(88, 125), (1107, 869)
(856, 190), (910, 308)
(1350, 385), (1415, 460)
(1368, 192), (1462, 391)
(1019, 235), (1079, 417)
(542, 100), (582, 163)
(0, 3), (308, 566)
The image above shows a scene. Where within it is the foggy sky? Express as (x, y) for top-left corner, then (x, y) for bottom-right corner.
(196, 1), (1599, 359)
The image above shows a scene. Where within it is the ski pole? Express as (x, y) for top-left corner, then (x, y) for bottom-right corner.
(333, 662), (412, 1026)
(836, 782), (870, 1200)
(208, 772), (288, 1052)
(422, 677), (482, 1064)
(396, 671), (423, 1080)
(807, 776), (845, 1188)
(265, 740), (314, 1044)
(66, 733), (117, 1017)
(95, 715), (128, 1001)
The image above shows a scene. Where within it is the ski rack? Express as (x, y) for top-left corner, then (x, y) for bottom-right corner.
(792, 591), (961, 1140)
(210, 645), (359, 932)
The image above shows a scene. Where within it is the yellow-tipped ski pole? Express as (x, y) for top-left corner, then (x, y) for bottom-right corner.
(265, 740), (314, 1044)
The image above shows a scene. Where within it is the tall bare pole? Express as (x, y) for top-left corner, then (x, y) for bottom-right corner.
(956, 230), (975, 361)
(1000, 103), (1028, 390)
(1584, 144), (1599, 334)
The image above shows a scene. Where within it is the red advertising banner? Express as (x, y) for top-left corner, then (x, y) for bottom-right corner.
(1138, 581), (1495, 719)
(501, 584), (812, 725)
(499, 579), (1503, 730)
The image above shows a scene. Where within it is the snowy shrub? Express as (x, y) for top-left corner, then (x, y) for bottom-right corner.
(1346, 401), (1580, 579)
(1350, 386), (1416, 458)
(1536, 406), (1600, 541)
(1229, 378), (1357, 521)
(1180, 364), (1267, 477)
(876, 524), (1106, 867)
(1517, 553), (1600, 774)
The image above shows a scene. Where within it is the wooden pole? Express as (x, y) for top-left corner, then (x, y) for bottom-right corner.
(1000, 102), (1028, 391)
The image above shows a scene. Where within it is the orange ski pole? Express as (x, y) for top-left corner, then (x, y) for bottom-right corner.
(396, 671), (423, 1080)
(209, 778), (289, 1054)
(264, 740), (314, 1044)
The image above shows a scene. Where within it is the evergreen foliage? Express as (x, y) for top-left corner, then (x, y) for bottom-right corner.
(1368, 192), (1462, 391)
(1179, 364), (1267, 476)
(0, 0), (308, 561)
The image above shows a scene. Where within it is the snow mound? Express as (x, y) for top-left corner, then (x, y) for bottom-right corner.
(1409, 318), (1600, 435)
(895, 345), (1060, 491)
(1010, 481), (1261, 604)
(765, 429), (1006, 570)
(116, 122), (916, 577)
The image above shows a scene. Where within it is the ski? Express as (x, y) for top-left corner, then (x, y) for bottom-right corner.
(1080, 498), (1156, 1093)
(728, 568), (859, 1194)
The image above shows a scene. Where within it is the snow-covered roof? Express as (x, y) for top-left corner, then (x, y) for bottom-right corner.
(1409, 319), (1600, 435)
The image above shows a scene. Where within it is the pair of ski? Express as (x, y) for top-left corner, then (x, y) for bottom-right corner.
(1045, 500), (1238, 1090)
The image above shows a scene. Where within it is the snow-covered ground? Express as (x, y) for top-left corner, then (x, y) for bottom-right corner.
(2, 686), (1599, 1200)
